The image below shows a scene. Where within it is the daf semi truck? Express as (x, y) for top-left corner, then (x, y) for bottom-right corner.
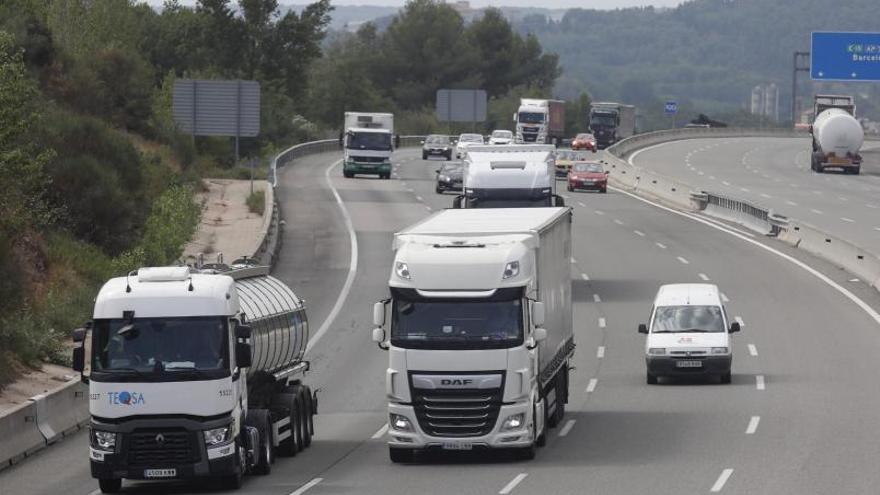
(810, 95), (863, 174)
(371, 207), (574, 462)
(514, 99), (565, 145)
(588, 102), (636, 149)
(343, 112), (394, 179)
(72, 264), (316, 493)
(452, 145), (564, 209)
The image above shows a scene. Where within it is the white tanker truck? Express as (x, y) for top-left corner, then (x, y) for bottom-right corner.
(810, 95), (864, 174)
(72, 264), (316, 493)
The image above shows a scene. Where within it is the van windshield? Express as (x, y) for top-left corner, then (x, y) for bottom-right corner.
(652, 305), (725, 333)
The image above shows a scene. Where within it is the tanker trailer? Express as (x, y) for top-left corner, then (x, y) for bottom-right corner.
(71, 264), (316, 493)
(811, 95), (864, 174)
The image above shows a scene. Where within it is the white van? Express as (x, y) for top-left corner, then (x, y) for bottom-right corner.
(638, 284), (740, 384)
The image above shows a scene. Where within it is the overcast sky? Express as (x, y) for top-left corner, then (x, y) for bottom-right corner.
(146, 0), (686, 10)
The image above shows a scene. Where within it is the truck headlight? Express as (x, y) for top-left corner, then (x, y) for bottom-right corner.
(395, 262), (411, 280)
(648, 348), (666, 355)
(501, 413), (525, 431)
(439, 175), (449, 181)
(92, 430), (117, 450)
(390, 413), (413, 432)
(204, 426), (230, 446)
(711, 347), (729, 355)
(502, 261), (520, 279)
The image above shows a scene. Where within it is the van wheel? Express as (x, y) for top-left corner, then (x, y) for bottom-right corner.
(646, 372), (658, 385)
(98, 478), (122, 494)
(720, 372), (732, 384)
(389, 447), (415, 463)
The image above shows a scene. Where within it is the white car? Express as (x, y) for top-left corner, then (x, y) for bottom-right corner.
(638, 284), (740, 384)
(455, 133), (485, 158)
(488, 130), (513, 145)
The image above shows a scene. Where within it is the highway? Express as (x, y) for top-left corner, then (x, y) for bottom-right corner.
(631, 137), (880, 252)
(4, 147), (880, 494)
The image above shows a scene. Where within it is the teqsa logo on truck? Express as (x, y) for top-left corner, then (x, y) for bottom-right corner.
(108, 391), (146, 406)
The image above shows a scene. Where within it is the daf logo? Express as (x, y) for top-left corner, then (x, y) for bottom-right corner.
(155, 434), (165, 446)
(440, 379), (473, 387)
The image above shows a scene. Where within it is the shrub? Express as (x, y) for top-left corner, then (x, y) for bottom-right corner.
(246, 190), (266, 216)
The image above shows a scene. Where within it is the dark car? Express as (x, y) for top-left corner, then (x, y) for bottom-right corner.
(435, 163), (463, 193)
(567, 162), (608, 193)
(422, 135), (453, 160)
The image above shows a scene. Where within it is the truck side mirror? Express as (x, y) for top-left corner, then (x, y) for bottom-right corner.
(371, 327), (385, 343)
(452, 195), (463, 209)
(236, 324), (252, 339)
(512, 112), (517, 122)
(236, 343), (253, 368)
(533, 327), (547, 342)
(72, 346), (85, 372)
(554, 195), (566, 207)
(531, 301), (546, 327)
(372, 302), (386, 327)
(638, 323), (648, 334)
(729, 322), (741, 333)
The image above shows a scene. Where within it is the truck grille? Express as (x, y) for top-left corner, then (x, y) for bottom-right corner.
(352, 156), (385, 163)
(412, 387), (503, 438)
(127, 429), (198, 466)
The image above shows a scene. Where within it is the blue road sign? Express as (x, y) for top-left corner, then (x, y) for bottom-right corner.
(665, 101), (678, 114)
(811, 32), (880, 81)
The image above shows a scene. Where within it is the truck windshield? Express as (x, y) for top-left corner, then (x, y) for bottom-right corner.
(591, 115), (616, 127)
(348, 132), (392, 151)
(390, 288), (524, 349)
(518, 112), (545, 124)
(91, 317), (229, 381)
(651, 306), (725, 333)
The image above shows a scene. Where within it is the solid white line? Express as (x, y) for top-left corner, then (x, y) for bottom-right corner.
(309, 160), (358, 352)
(558, 419), (576, 437)
(581, 273), (590, 281)
(598, 317), (607, 328)
(748, 344), (758, 356)
(634, 230), (645, 237)
(656, 242), (667, 249)
(841, 217), (855, 223)
(699, 273), (710, 281)
(499, 473), (528, 495)
(734, 316), (745, 327)
(677, 256), (689, 264)
(586, 378), (598, 393)
(721, 293), (730, 303)
(756, 375), (766, 390)
(597, 346), (605, 358)
(593, 293), (602, 303)
(746, 416), (760, 435)
(711, 469), (734, 492)
(290, 478), (323, 495)
(371, 424), (389, 439)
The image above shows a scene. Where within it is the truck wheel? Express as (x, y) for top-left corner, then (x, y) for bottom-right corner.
(851, 167), (861, 175)
(343, 171), (353, 178)
(274, 392), (300, 457)
(296, 388), (312, 448)
(247, 410), (273, 475)
(646, 371), (658, 385)
(300, 386), (314, 445)
(389, 447), (415, 463)
(219, 438), (245, 489)
(720, 372), (732, 384)
(422, 152), (428, 160)
(517, 415), (538, 460)
(98, 478), (122, 494)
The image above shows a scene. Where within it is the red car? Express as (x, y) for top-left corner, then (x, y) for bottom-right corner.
(568, 162), (608, 193)
(571, 133), (597, 152)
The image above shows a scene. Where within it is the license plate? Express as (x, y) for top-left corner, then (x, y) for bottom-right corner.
(144, 468), (177, 478)
(828, 156), (849, 164)
(583, 180), (594, 184)
(441, 441), (473, 451)
(676, 360), (703, 368)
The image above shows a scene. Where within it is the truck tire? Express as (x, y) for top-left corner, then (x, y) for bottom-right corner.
(516, 414), (538, 460)
(218, 437), (244, 489)
(389, 447), (415, 463)
(298, 387), (313, 448)
(98, 478), (122, 494)
(273, 392), (300, 457)
(422, 152), (428, 160)
(246, 409), (274, 475)
(720, 372), (732, 384)
(646, 371), (658, 385)
(343, 171), (353, 178)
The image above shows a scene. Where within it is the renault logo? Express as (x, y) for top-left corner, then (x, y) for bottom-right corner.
(155, 434), (165, 446)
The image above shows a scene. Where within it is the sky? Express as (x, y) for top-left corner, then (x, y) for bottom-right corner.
(145, 0), (687, 10)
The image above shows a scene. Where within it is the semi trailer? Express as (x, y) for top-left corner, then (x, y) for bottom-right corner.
(72, 264), (316, 493)
(514, 99), (565, 145)
(588, 102), (636, 149)
(810, 95), (863, 174)
(371, 207), (574, 462)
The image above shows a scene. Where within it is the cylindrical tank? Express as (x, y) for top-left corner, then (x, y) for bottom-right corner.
(813, 108), (864, 156)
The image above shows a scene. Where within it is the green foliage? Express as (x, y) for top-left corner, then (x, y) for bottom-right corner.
(246, 190), (266, 216)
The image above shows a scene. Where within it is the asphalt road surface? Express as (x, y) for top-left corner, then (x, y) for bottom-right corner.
(4, 147), (880, 495)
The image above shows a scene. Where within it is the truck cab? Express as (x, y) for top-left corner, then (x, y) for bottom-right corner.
(514, 99), (564, 145)
(453, 145), (564, 209)
(343, 112), (394, 179)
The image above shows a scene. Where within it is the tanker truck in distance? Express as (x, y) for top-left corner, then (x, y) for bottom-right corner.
(810, 95), (863, 174)
(514, 99), (565, 145)
(72, 265), (316, 493)
(371, 207), (574, 463)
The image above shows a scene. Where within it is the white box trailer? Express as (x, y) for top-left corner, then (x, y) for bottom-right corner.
(371, 207), (574, 462)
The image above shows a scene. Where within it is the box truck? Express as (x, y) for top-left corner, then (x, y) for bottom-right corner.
(343, 112), (394, 179)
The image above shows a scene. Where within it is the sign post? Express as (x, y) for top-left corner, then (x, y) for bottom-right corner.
(811, 32), (880, 81)
(665, 100), (678, 129)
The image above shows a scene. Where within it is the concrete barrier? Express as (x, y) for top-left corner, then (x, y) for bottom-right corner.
(34, 379), (89, 444)
(782, 220), (880, 288)
(0, 401), (45, 470)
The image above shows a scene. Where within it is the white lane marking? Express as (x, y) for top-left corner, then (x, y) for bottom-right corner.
(838, 196), (848, 202)
(581, 273), (590, 281)
(677, 256), (689, 264)
(722, 180), (731, 186)
(748, 344), (758, 356)
(699, 273), (710, 281)
(740, 187), (750, 193)
(760, 193), (772, 199)
(415, 195), (423, 202)
(595, 210), (605, 216)
(841, 217), (855, 223)
(711, 469), (734, 492)
(874, 227), (880, 232)
(867, 203), (880, 209)
(756, 375), (766, 390)
(578, 201), (586, 207)
(371, 424), (389, 439)
(634, 230), (646, 237)
(598, 317), (607, 328)
(499, 473), (528, 494)
(309, 160), (358, 352)
(734, 316), (745, 327)
(746, 416), (760, 435)
(610, 186), (880, 334)
(406, 188), (414, 192)
(401, 181), (407, 186)
(571, 257), (577, 264)
(87, 491), (101, 495)
(597, 346), (605, 358)
(613, 219), (624, 225)
(290, 478), (323, 495)
(656, 242), (667, 249)
(785, 200), (797, 206)
(709, 175), (716, 180)
(558, 419), (576, 437)
(698, 171), (705, 176)
(721, 292), (730, 303)
(593, 293), (602, 303)
(586, 378), (598, 393)
(425, 205), (432, 211)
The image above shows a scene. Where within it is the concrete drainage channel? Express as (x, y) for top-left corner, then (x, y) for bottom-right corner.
(0, 135), (427, 471)
(603, 127), (880, 290)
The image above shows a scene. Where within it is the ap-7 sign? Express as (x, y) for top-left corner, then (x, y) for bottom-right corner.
(811, 32), (880, 82)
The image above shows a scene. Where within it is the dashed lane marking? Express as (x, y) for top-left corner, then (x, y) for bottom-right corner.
(499, 474), (528, 495)
(290, 478), (324, 495)
(711, 469), (734, 493)
(756, 375), (766, 390)
(748, 344), (758, 356)
(597, 346), (605, 358)
(699, 273), (710, 281)
(746, 416), (760, 435)
(558, 419), (576, 437)
(371, 424), (389, 439)
(586, 378), (598, 393)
